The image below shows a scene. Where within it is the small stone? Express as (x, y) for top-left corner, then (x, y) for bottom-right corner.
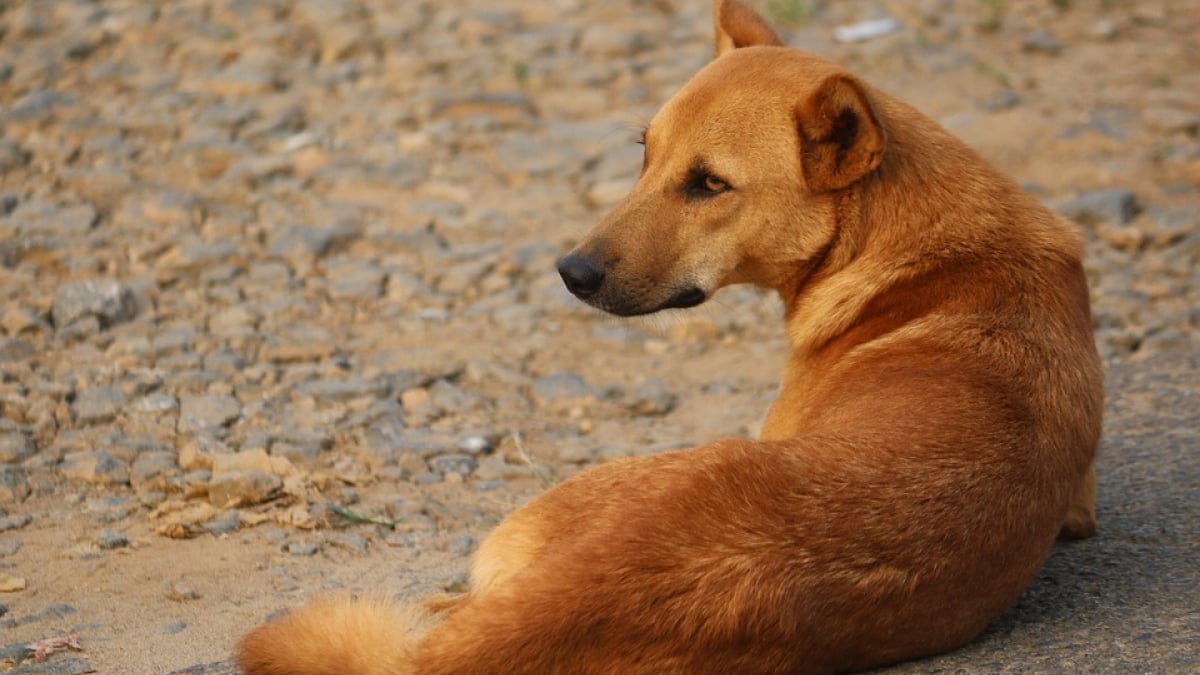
(0, 433), (34, 464)
(982, 90), (1021, 112)
(1088, 19), (1120, 40)
(0, 539), (21, 557)
(72, 385), (126, 424)
(1057, 189), (1141, 226)
(0, 574), (26, 592)
(97, 530), (129, 550)
(446, 534), (476, 556)
(167, 583), (201, 602)
(0, 514), (32, 532)
(51, 280), (138, 329)
(429, 453), (478, 478)
(260, 325), (337, 363)
(61, 451), (130, 486)
(204, 509), (240, 536)
(163, 621), (188, 635)
(0, 470), (30, 503)
(211, 449), (272, 476)
(178, 395), (241, 433)
(326, 532), (369, 555)
(131, 451), (180, 491)
(427, 379), (479, 414)
(531, 372), (596, 407)
(207, 470), (282, 507)
(1022, 30), (1063, 55)
(295, 377), (389, 402)
(0, 338), (35, 363)
(629, 379), (676, 416)
(283, 540), (320, 556)
(1, 307), (49, 336)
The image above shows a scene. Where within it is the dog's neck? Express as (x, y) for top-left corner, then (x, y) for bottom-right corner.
(777, 92), (1017, 361)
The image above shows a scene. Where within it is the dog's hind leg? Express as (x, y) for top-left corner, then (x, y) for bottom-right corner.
(1059, 463), (1097, 540)
(424, 483), (565, 617)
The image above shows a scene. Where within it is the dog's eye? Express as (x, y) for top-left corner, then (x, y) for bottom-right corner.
(702, 175), (727, 193)
(684, 167), (731, 199)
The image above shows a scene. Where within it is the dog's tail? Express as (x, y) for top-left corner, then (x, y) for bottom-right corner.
(236, 596), (424, 675)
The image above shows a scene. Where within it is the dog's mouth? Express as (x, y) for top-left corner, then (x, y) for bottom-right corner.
(558, 252), (709, 317)
(577, 286), (708, 318)
(660, 287), (707, 311)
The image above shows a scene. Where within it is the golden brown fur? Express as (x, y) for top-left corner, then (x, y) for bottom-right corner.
(236, 2), (1103, 672)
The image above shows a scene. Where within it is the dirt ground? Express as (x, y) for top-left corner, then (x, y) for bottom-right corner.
(0, 1), (1197, 673)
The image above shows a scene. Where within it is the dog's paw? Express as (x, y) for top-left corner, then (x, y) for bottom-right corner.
(1058, 510), (1097, 540)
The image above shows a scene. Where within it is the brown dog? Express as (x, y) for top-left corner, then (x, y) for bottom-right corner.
(236, 1), (1103, 672)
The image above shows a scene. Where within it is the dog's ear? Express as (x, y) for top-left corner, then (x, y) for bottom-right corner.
(796, 74), (886, 192)
(713, 0), (782, 57)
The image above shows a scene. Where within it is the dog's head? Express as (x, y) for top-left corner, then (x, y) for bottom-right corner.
(559, 0), (885, 316)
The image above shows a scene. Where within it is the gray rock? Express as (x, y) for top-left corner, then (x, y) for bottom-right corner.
(1022, 30), (1063, 55)
(72, 385), (126, 424)
(207, 470), (282, 507)
(429, 453), (478, 478)
(167, 582), (202, 602)
(1057, 189), (1141, 226)
(204, 510), (240, 536)
(60, 451), (130, 486)
(1, 89), (77, 122)
(96, 530), (129, 550)
(0, 434), (34, 464)
(0, 539), (21, 557)
(628, 378), (676, 416)
(177, 395), (241, 433)
(51, 280), (138, 329)
(294, 377), (389, 402)
(267, 224), (361, 260)
(131, 451), (180, 491)
(0, 470), (30, 503)
(532, 372), (597, 407)
(326, 532), (369, 555)
(0, 514), (32, 532)
(427, 379), (480, 414)
(283, 540), (320, 556)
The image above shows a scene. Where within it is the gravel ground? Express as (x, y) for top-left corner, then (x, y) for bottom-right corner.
(0, 0), (1197, 672)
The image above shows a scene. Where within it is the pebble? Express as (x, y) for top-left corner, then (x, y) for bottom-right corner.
(51, 280), (138, 330)
(0, 470), (30, 503)
(72, 386), (126, 424)
(531, 372), (597, 408)
(0, 575), (26, 592)
(204, 509), (240, 536)
(0, 434), (35, 464)
(177, 395), (241, 433)
(167, 583), (201, 602)
(60, 451), (130, 486)
(0, 514), (32, 532)
(0, 339), (35, 363)
(207, 470), (282, 507)
(1022, 30), (1064, 55)
(326, 532), (369, 555)
(96, 530), (130, 550)
(1057, 189), (1141, 226)
(283, 540), (320, 556)
(428, 453), (478, 479)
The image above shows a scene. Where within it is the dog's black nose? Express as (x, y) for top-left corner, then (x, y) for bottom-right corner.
(558, 254), (605, 298)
